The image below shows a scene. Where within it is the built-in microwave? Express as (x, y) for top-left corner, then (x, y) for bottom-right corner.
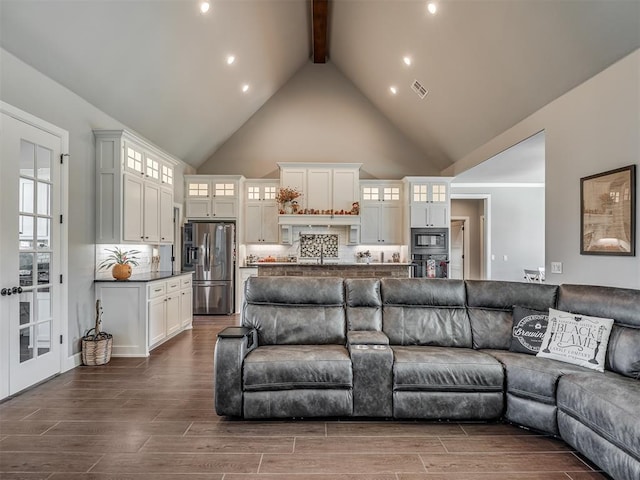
(411, 228), (448, 254)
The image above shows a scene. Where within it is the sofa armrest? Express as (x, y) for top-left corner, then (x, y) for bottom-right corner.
(347, 330), (389, 346)
(214, 327), (257, 416)
(347, 331), (393, 417)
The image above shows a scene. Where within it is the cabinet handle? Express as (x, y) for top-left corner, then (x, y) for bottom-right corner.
(154, 288), (162, 292)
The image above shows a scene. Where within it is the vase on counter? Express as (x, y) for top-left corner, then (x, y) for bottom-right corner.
(283, 201), (293, 214)
(112, 264), (132, 281)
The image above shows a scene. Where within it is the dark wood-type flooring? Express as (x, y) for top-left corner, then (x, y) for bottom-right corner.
(0, 316), (609, 479)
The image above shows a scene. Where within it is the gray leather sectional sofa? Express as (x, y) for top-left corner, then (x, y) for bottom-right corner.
(214, 276), (640, 480)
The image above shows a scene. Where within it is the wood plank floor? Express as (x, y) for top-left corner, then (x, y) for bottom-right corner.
(0, 316), (609, 479)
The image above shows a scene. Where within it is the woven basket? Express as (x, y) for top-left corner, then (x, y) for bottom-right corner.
(82, 329), (113, 366)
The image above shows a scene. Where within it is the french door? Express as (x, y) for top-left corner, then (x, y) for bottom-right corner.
(0, 107), (66, 398)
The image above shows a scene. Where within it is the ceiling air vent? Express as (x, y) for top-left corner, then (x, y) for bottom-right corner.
(411, 79), (428, 99)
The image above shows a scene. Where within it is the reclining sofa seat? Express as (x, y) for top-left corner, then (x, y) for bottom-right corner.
(215, 276), (353, 418)
(554, 284), (640, 480)
(379, 278), (504, 420)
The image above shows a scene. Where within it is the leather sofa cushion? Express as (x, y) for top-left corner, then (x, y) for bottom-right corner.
(466, 280), (558, 349)
(558, 284), (640, 379)
(484, 349), (590, 403)
(381, 279), (471, 347)
(243, 304), (346, 345)
(392, 346), (503, 392)
(243, 277), (347, 345)
(347, 330), (390, 345)
(243, 345), (352, 391)
(345, 278), (382, 331)
(557, 372), (640, 462)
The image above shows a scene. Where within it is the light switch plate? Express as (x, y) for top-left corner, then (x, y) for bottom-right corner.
(551, 262), (563, 274)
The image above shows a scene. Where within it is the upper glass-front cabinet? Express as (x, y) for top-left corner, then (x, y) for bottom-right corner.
(361, 183), (402, 203)
(161, 164), (174, 186)
(247, 183), (277, 201)
(124, 145), (144, 175)
(412, 182), (448, 203)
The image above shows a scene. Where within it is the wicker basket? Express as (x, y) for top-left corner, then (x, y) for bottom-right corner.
(81, 299), (112, 366)
(81, 329), (113, 366)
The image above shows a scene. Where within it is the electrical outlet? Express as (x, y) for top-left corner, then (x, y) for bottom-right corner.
(551, 262), (563, 274)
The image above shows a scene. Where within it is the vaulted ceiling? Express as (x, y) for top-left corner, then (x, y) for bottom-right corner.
(1, 0), (638, 172)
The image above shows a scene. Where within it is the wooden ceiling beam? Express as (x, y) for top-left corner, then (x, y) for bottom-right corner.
(312, 0), (328, 63)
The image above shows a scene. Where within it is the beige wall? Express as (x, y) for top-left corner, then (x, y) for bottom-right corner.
(444, 50), (639, 289)
(198, 61), (436, 179)
(451, 199), (483, 280)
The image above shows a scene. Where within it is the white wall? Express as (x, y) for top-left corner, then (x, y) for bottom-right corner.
(199, 61), (436, 179)
(451, 187), (545, 282)
(0, 48), (195, 364)
(444, 50), (640, 289)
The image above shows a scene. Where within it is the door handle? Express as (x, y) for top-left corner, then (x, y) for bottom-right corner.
(1, 286), (22, 296)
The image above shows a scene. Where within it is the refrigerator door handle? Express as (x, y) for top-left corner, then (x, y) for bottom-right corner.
(204, 232), (210, 272)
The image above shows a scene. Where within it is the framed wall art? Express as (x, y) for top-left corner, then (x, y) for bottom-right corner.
(580, 164), (636, 256)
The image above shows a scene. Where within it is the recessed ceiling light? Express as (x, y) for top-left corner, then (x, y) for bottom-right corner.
(427, 2), (437, 15)
(200, 1), (211, 14)
(403, 56), (412, 66)
(226, 55), (235, 65)
(389, 86), (398, 95)
(242, 84), (250, 93)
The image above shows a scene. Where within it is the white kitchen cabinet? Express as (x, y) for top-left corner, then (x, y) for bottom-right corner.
(185, 176), (241, 219)
(237, 267), (258, 316)
(410, 203), (449, 228)
(278, 163), (361, 212)
(159, 187), (174, 243)
(244, 180), (279, 243)
(404, 177), (451, 228)
(180, 275), (193, 329)
(95, 273), (193, 356)
(95, 130), (177, 245)
(360, 203), (403, 244)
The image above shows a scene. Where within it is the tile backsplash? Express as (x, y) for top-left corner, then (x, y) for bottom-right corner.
(300, 234), (339, 258)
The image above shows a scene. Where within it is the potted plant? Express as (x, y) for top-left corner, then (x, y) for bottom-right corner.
(276, 187), (302, 214)
(98, 247), (141, 280)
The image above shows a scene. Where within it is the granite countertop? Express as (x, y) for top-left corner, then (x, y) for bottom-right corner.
(94, 270), (193, 283)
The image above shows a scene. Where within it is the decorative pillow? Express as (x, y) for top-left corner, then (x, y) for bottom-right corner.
(536, 308), (614, 372)
(510, 306), (548, 355)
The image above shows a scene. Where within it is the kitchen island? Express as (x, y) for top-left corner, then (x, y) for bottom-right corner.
(253, 262), (412, 278)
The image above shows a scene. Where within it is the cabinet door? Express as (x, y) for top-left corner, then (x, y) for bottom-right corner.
(380, 204), (403, 244)
(123, 143), (145, 176)
(410, 204), (429, 228)
(307, 168), (332, 211)
(143, 182), (160, 243)
(261, 203), (279, 243)
(429, 204), (448, 227)
(280, 169), (306, 207)
(148, 297), (166, 347)
(180, 288), (193, 329)
(144, 154), (161, 184)
(212, 198), (237, 217)
(244, 203), (262, 243)
(333, 169), (358, 212)
(160, 163), (174, 188)
(123, 173), (144, 242)
(165, 294), (181, 336)
(360, 204), (380, 243)
(186, 198), (210, 218)
(159, 188), (173, 243)
(429, 183), (448, 203)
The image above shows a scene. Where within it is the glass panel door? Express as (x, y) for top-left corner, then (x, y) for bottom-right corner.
(1, 112), (62, 398)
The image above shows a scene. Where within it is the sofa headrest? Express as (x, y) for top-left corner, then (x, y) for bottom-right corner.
(381, 278), (466, 306)
(558, 284), (640, 328)
(466, 280), (558, 311)
(245, 276), (344, 306)
(345, 278), (381, 307)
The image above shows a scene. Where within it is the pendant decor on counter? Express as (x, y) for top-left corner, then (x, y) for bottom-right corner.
(112, 264), (132, 281)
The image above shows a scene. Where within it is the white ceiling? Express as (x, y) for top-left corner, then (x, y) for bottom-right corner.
(451, 131), (545, 184)
(1, 0), (638, 172)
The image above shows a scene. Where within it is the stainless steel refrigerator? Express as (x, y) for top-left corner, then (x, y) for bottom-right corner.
(182, 222), (235, 315)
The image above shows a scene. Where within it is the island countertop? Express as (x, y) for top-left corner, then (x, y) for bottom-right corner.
(94, 271), (193, 283)
(253, 262), (412, 278)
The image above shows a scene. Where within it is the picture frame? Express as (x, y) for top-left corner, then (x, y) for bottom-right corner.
(580, 164), (636, 256)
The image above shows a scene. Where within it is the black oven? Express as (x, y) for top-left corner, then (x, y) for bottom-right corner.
(411, 228), (448, 253)
(411, 228), (449, 278)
